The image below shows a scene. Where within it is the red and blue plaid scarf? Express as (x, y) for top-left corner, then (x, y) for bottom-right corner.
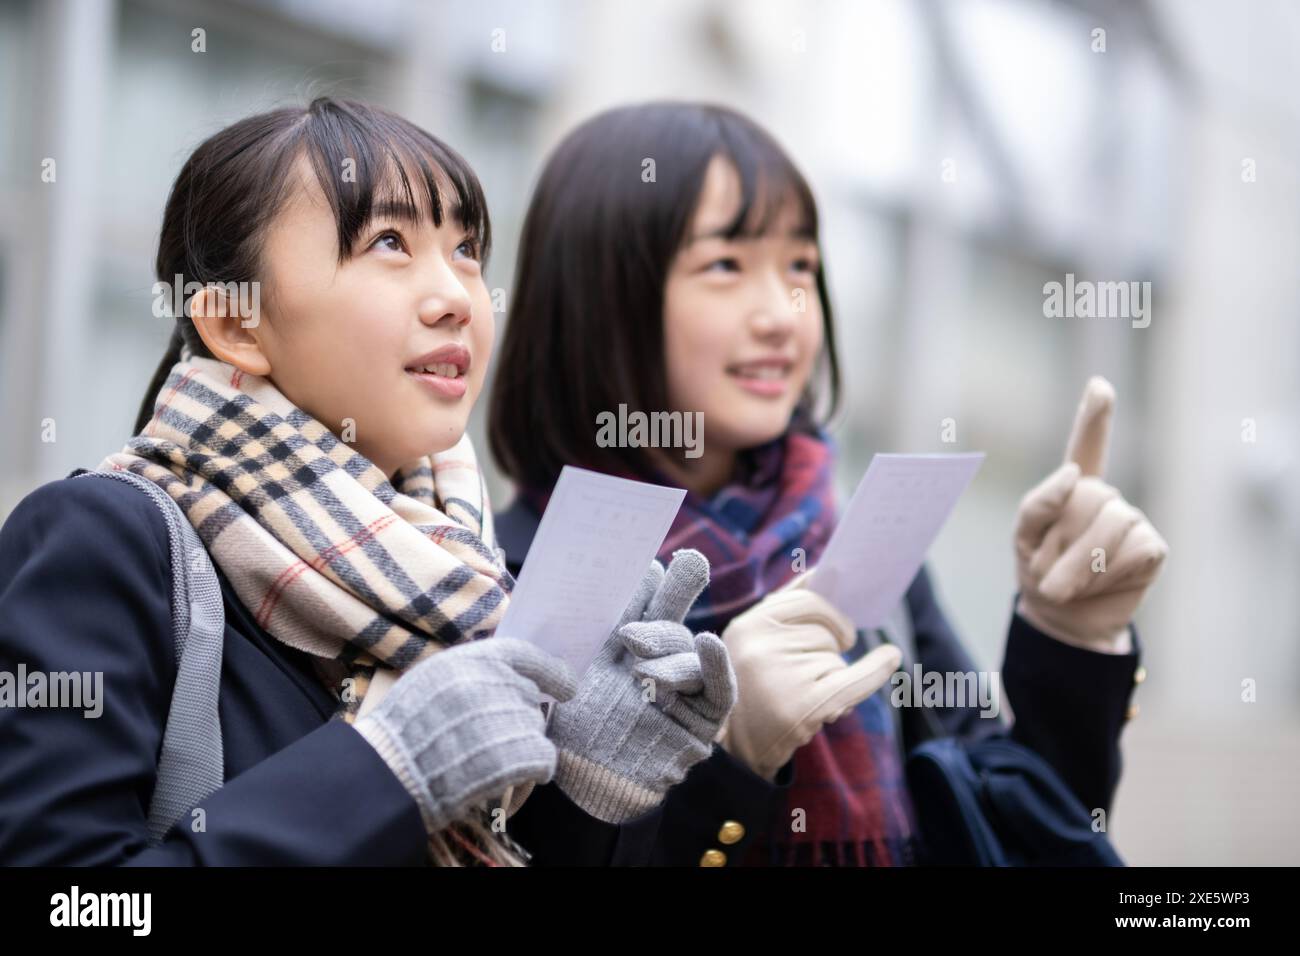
(655, 429), (917, 866)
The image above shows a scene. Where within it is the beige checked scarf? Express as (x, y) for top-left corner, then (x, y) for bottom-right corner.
(101, 354), (523, 865)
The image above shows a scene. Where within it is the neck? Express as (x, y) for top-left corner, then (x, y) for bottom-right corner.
(654, 447), (737, 499)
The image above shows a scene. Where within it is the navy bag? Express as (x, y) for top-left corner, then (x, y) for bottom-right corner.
(867, 612), (1125, 868)
(906, 733), (1124, 866)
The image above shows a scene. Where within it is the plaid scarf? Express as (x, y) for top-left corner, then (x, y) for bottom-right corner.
(646, 430), (917, 866)
(100, 355), (520, 865)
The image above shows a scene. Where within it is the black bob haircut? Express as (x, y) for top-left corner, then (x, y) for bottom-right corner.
(133, 96), (491, 435)
(488, 101), (842, 491)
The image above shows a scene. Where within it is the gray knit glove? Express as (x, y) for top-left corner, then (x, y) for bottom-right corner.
(546, 549), (738, 823)
(354, 637), (578, 835)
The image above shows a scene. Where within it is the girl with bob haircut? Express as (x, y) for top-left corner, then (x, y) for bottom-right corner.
(0, 97), (736, 866)
(490, 101), (1168, 866)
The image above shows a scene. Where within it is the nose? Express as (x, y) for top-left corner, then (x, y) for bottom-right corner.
(417, 265), (473, 329)
(748, 269), (799, 340)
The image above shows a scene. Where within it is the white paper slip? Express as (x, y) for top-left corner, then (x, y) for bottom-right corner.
(808, 453), (985, 630)
(497, 465), (687, 678)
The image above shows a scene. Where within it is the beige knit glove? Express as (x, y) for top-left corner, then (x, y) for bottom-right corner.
(718, 581), (901, 780)
(1014, 377), (1169, 653)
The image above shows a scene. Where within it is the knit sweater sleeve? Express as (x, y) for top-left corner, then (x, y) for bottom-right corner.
(0, 477), (427, 865)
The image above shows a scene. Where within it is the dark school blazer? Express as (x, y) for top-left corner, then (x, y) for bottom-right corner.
(0, 473), (654, 865)
(494, 496), (1146, 867)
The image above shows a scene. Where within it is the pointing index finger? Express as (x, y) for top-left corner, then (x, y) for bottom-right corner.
(1064, 376), (1116, 478)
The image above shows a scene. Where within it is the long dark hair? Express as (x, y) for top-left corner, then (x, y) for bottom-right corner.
(487, 101), (842, 491)
(133, 96), (492, 435)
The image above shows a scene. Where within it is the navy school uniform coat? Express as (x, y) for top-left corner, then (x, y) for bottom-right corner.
(493, 497), (1146, 867)
(0, 473), (647, 865)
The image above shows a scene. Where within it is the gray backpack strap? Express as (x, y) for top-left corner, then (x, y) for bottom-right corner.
(76, 470), (226, 844)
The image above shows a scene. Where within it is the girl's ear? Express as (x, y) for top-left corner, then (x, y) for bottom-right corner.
(190, 285), (272, 376)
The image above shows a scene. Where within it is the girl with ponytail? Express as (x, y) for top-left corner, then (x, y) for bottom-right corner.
(0, 97), (734, 866)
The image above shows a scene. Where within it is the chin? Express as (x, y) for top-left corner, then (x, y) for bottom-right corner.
(425, 422), (468, 455)
(714, 415), (791, 453)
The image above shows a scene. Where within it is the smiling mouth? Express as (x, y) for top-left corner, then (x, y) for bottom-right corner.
(404, 343), (470, 379)
(405, 345), (471, 399)
(727, 359), (794, 380)
(406, 364), (468, 400)
(406, 362), (465, 380)
(726, 358), (795, 398)
(728, 365), (790, 381)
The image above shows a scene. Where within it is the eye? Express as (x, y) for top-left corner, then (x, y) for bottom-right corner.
(704, 257), (741, 274)
(368, 229), (408, 255)
(453, 237), (481, 262)
(791, 256), (819, 274)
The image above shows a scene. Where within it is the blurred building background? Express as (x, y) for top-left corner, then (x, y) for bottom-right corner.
(1, 0), (1297, 863)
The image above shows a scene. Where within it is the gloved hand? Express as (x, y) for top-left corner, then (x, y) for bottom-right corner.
(718, 577), (902, 781)
(353, 637), (578, 835)
(1014, 376), (1169, 653)
(547, 549), (737, 824)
